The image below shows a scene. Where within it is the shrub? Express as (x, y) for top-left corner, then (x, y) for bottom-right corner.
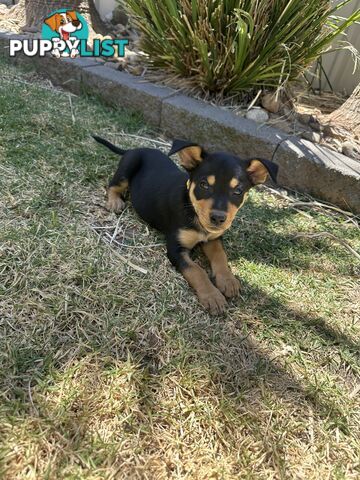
(125, 0), (360, 95)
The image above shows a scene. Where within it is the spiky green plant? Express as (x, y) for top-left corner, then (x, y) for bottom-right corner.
(125, 0), (360, 95)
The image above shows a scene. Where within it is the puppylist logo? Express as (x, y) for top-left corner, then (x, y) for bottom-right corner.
(9, 9), (128, 59)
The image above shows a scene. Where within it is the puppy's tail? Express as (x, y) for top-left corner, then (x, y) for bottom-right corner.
(92, 135), (127, 155)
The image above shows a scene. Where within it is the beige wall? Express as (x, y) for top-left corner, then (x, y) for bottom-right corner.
(317, 0), (360, 94)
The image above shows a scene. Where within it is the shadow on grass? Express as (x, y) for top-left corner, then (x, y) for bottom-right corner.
(133, 279), (358, 428)
(0, 253), (357, 476)
(226, 197), (357, 276)
(238, 280), (360, 355)
(112, 277), (358, 476)
(0, 307), (353, 478)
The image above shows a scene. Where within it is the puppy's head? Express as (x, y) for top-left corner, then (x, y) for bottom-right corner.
(169, 139), (278, 234)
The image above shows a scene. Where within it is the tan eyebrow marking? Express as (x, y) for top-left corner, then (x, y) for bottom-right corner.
(207, 175), (215, 186)
(230, 177), (239, 188)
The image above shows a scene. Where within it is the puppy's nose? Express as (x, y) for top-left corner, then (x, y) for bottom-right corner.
(72, 20), (80, 26)
(210, 210), (227, 226)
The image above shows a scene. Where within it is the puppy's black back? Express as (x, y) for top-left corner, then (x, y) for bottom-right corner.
(93, 136), (193, 232)
(128, 149), (190, 233)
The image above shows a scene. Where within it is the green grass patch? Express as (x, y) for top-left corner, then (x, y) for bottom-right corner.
(0, 57), (359, 479)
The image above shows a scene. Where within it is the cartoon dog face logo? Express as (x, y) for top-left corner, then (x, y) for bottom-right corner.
(44, 10), (83, 58)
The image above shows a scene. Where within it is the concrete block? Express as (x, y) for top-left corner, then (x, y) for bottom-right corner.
(275, 138), (360, 212)
(161, 94), (286, 159)
(81, 66), (176, 126)
(37, 56), (100, 95)
(161, 94), (360, 212)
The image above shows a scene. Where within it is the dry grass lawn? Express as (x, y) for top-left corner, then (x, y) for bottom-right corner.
(0, 58), (359, 479)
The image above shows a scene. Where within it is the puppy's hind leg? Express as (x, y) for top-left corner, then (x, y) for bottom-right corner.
(107, 151), (141, 214)
(93, 136), (141, 214)
(107, 182), (128, 214)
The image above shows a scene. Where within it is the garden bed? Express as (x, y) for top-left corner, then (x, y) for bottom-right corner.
(1, 2), (360, 161)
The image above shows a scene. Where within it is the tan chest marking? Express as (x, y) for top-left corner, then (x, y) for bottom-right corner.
(178, 228), (223, 250)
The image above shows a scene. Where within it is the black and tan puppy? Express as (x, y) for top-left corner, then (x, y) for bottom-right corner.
(93, 136), (278, 314)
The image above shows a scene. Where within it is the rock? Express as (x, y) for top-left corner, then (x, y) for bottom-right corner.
(104, 12), (113, 23)
(342, 141), (360, 160)
(0, 4), (9, 14)
(296, 111), (311, 125)
(125, 48), (139, 63)
(95, 57), (106, 64)
(302, 131), (321, 143)
(127, 65), (143, 76)
(281, 105), (294, 118)
(0, 0), (12, 7)
(112, 6), (128, 26)
(245, 108), (269, 123)
(114, 47), (139, 64)
(309, 115), (322, 132)
(114, 23), (129, 36)
(104, 61), (121, 71)
(261, 93), (281, 114)
(322, 123), (337, 137)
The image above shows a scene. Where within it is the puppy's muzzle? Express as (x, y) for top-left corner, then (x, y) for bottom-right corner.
(210, 210), (227, 227)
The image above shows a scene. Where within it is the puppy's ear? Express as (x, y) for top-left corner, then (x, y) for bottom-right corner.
(168, 139), (204, 170)
(67, 10), (78, 21)
(44, 13), (61, 31)
(247, 158), (278, 185)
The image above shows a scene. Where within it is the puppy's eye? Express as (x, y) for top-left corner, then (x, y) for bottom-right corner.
(200, 180), (209, 190)
(60, 18), (65, 24)
(233, 187), (243, 196)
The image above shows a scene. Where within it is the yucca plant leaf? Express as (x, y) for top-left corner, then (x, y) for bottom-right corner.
(191, 0), (199, 22)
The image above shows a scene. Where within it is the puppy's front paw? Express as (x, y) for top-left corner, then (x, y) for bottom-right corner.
(198, 288), (227, 315)
(107, 196), (125, 214)
(215, 272), (240, 298)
